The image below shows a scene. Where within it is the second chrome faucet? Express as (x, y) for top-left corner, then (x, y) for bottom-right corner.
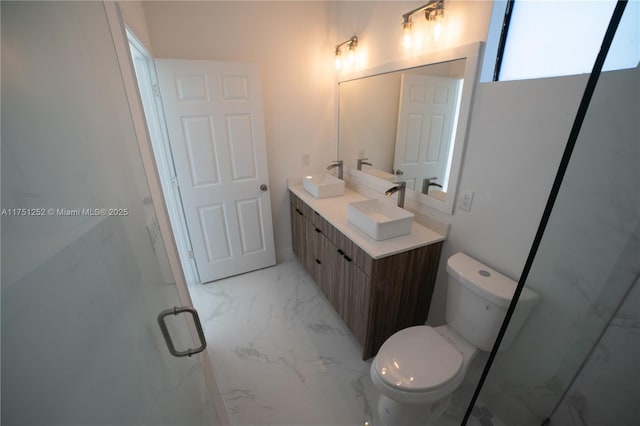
(385, 181), (406, 208)
(357, 158), (372, 170)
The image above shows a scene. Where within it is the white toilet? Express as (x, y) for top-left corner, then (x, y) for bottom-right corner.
(370, 252), (539, 426)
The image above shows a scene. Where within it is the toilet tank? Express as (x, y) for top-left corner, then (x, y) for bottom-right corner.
(445, 253), (539, 352)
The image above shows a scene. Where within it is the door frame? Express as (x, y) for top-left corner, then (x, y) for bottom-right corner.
(125, 26), (200, 285)
(104, 2), (229, 424)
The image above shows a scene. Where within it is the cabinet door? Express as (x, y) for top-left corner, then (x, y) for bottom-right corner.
(308, 221), (324, 285)
(314, 231), (335, 302)
(334, 248), (351, 320)
(301, 216), (319, 274)
(343, 261), (370, 347)
(290, 203), (304, 261)
(331, 245), (370, 347)
(291, 202), (315, 274)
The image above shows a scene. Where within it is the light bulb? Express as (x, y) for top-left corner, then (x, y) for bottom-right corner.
(348, 46), (356, 65)
(433, 21), (442, 40)
(335, 52), (342, 71)
(403, 31), (413, 50)
(432, 6), (444, 40)
(401, 20), (413, 50)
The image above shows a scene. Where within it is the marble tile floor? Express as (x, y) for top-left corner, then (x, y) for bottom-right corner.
(188, 259), (503, 426)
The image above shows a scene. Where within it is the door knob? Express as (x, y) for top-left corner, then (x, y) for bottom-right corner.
(260, 184), (268, 192)
(395, 169), (404, 175)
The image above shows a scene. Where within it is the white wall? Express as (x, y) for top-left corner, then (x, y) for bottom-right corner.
(141, 1), (338, 261)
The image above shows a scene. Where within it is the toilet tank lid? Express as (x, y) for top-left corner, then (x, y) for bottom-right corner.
(447, 253), (539, 308)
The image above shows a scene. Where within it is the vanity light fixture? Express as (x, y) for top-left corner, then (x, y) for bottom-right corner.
(335, 36), (358, 71)
(401, 0), (445, 48)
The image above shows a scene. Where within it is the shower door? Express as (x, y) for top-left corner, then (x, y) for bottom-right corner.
(1, 2), (220, 425)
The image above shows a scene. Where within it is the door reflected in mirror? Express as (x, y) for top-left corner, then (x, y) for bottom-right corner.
(337, 43), (483, 215)
(339, 59), (465, 200)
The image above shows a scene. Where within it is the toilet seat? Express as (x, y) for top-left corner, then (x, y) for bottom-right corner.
(374, 326), (463, 394)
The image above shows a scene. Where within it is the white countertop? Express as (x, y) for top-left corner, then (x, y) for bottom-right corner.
(288, 183), (446, 259)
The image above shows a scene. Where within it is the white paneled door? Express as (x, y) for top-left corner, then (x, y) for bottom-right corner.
(156, 60), (275, 283)
(394, 74), (462, 191)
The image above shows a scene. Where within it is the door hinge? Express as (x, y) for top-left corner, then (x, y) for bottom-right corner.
(188, 250), (195, 259)
(171, 176), (179, 188)
(152, 83), (161, 98)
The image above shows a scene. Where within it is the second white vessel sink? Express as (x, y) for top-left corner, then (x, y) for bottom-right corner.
(303, 174), (345, 198)
(347, 199), (414, 240)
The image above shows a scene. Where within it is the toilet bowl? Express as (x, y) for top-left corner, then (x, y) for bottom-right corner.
(370, 325), (477, 425)
(370, 252), (539, 426)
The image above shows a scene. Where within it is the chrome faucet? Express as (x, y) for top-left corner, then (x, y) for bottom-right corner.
(326, 160), (343, 180)
(422, 177), (443, 194)
(357, 158), (373, 171)
(385, 181), (406, 208)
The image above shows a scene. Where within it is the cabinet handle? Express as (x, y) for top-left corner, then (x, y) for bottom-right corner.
(315, 227), (321, 233)
(337, 249), (345, 256)
(315, 259), (322, 265)
(343, 255), (352, 262)
(296, 208), (303, 215)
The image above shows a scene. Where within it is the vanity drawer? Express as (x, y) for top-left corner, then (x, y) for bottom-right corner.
(322, 220), (372, 275)
(302, 203), (324, 228)
(290, 191), (324, 227)
(290, 191), (304, 213)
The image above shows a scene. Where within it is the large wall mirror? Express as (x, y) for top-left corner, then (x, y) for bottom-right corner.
(338, 42), (483, 214)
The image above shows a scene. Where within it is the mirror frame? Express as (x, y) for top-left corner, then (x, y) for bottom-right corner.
(337, 42), (484, 214)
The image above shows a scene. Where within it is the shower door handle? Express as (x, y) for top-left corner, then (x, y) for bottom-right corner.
(157, 306), (207, 357)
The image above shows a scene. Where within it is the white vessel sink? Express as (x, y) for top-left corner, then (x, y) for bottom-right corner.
(347, 199), (414, 240)
(303, 174), (345, 199)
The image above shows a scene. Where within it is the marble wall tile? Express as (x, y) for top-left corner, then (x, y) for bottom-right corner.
(550, 277), (640, 426)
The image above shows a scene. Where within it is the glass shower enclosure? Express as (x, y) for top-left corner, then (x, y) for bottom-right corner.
(468, 3), (639, 425)
(1, 2), (220, 424)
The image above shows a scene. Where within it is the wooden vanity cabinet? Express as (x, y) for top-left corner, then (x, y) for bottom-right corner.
(290, 191), (442, 359)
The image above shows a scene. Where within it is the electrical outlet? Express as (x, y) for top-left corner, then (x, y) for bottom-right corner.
(459, 190), (474, 212)
(302, 153), (310, 167)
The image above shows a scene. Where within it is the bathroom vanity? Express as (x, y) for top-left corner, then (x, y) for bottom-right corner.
(289, 184), (445, 359)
